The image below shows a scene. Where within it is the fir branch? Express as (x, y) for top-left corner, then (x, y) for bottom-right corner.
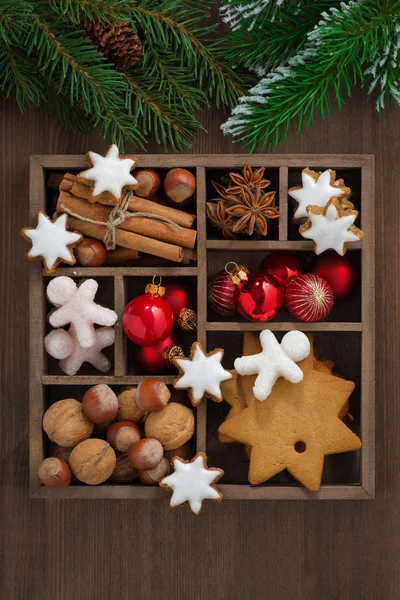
(222, 0), (400, 151)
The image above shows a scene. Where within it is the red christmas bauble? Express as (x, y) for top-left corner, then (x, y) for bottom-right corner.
(133, 334), (183, 374)
(312, 253), (356, 299)
(208, 271), (237, 317)
(164, 279), (196, 317)
(259, 251), (303, 287)
(235, 272), (284, 322)
(285, 274), (334, 322)
(164, 279), (197, 330)
(122, 291), (174, 346)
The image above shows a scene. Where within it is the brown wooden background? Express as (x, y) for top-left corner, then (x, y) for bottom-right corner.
(1, 83), (398, 599)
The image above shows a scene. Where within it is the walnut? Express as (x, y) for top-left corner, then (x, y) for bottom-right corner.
(144, 403), (194, 450)
(69, 438), (116, 485)
(109, 453), (138, 483)
(43, 399), (94, 448)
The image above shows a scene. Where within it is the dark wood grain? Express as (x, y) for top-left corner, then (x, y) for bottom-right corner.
(0, 83), (398, 599)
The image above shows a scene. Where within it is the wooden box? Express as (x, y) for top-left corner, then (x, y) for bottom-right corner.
(29, 154), (375, 500)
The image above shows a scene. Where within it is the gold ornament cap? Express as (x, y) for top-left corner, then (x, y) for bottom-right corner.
(225, 262), (249, 285)
(178, 308), (197, 331)
(145, 275), (166, 297)
(163, 344), (184, 364)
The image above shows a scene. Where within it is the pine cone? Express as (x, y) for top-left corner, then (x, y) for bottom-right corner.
(84, 20), (142, 71)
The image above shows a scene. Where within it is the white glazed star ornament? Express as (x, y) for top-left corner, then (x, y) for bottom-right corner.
(299, 198), (364, 255)
(21, 211), (82, 274)
(234, 330), (311, 401)
(173, 342), (232, 406)
(47, 276), (118, 348)
(289, 168), (350, 219)
(79, 144), (138, 200)
(160, 453), (224, 515)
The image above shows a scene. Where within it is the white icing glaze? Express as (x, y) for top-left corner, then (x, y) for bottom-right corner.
(301, 202), (359, 255)
(161, 454), (222, 514)
(23, 212), (81, 271)
(289, 170), (345, 219)
(47, 276), (118, 348)
(80, 144), (137, 199)
(174, 344), (232, 405)
(234, 330), (310, 401)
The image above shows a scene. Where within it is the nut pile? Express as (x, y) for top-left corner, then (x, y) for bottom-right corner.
(39, 381), (195, 488)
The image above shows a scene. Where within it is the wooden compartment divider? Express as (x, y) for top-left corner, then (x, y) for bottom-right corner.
(29, 154), (375, 500)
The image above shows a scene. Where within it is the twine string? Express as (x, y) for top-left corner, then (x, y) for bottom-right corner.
(59, 191), (182, 250)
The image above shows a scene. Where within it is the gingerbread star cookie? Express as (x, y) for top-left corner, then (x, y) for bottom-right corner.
(160, 452), (224, 514)
(21, 211), (82, 274)
(218, 343), (361, 491)
(289, 168), (351, 219)
(300, 198), (364, 255)
(76, 144), (138, 205)
(173, 342), (232, 406)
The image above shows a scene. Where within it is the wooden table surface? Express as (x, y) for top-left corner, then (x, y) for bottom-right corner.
(1, 87), (398, 599)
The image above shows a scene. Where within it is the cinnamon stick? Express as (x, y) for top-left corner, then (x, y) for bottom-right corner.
(67, 217), (183, 263)
(105, 247), (141, 265)
(61, 173), (196, 229)
(57, 192), (197, 249)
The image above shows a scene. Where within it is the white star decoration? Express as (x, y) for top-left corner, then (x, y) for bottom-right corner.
(289, 169), (345, 219)
(301, 202), (360, 255)
(22, 212), (81, 273)
(47, 276), (118, 348)
(234, 330), (310, 401)
(59, 326), (115, 376)
(174, 343), (232, 405)
(160, 454), (223, 515)
(80, 144), (137, 199)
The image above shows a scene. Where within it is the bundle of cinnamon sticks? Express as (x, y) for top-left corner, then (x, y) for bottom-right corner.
(56, 173), (197, 264)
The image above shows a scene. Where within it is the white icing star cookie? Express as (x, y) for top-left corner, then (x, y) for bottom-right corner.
(289, 168), (350, 219)
(160, 453), (224, 515)
(79, 144), (138, 201)
(299, 198), (363, 255)
(47, 276), (118, 348)
(45, 325), (115, 376)
(234, 330), (310, 401)
(21, 211), (82, 274)
(173, 342), (232, 406)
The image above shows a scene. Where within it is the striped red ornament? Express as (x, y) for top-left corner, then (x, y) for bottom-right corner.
(285, 274), (334, 322)
(208, 271), (237, 317)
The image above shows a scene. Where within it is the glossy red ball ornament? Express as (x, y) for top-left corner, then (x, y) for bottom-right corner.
(164, 279), (197, 330)
(122, 279), (174, 346)
(285, 274), (334, 322)
(259, 251), (303, 287)
(208, 270), (237, 317)
(235, 272), (284, 322)
(133, 334), (183, 374)
(312, 253), (356, 299)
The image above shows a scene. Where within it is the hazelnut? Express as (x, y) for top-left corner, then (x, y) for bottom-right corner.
(128, 438), (163, 471)
(135, 169), (161, 198)
(75, 237), (107, 267)
(165, 443), (192, 464)
(43, 399), (94, 447)
(82, 384), (119, 424)
(144, 402), (194, 450)
(109, 453), (138, 482)
(48, 442), (72, 464)
(69, 438), (116, 485)
(117, 387), (146, 422)
(138, 457), (170, 485)
(38, 457), (71, 488)
(136, 379), (170, 412)
(106, 421), (141, 453)
(164, 168), (196, 204)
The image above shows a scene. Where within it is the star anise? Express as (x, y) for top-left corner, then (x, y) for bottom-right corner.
(207, 164), (280, 239)
(226, 187), (280, 238)
(206, 201), (236, 239)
